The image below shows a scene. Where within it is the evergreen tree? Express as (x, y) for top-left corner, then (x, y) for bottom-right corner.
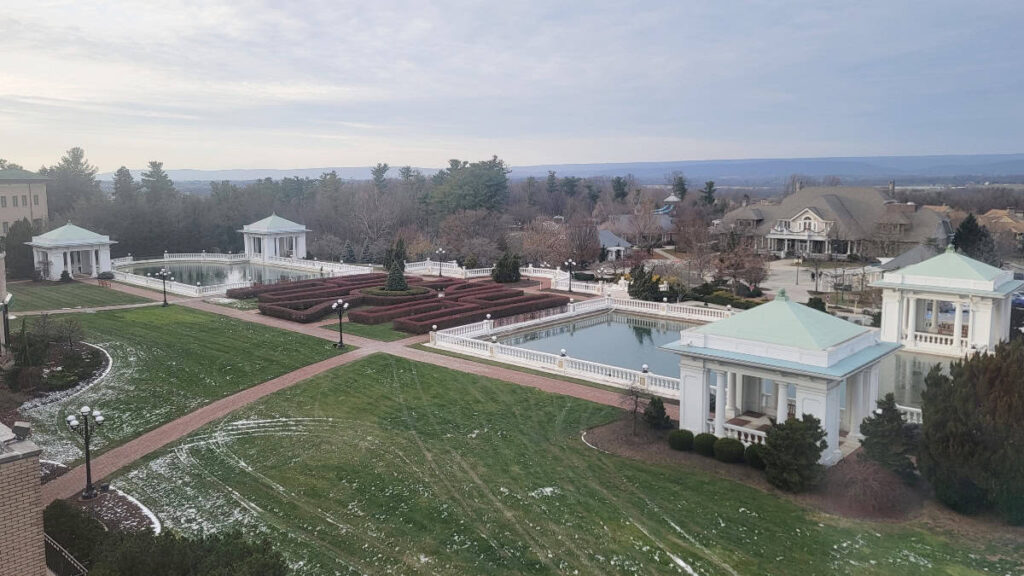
(763, 414), (828, 493)
(491, 252), (522, 283)
(952, 214), (999, 265)
(371, 163), (390, 193)
(671, 174), (688, 202)
(6, 218), (36, 278)
(140, 161), (176, 200)
(112, 166), (138, 203)
(358, 239), (371, 263)
(39, 147), (101, 217)
(611, 176), (629, 202)
(343, 239), (356, 262)
(805, 297), (827, 312)
(701, 180), (717, 205)
(546, 171), (559, 197)
(393, 237), (407, 271)
(643, 396), (672, 429)
(919, 341), (1024, 523)
(384, 260), (408, 291)
(627, 264), (660, 301)
(860, 393), (917, 484)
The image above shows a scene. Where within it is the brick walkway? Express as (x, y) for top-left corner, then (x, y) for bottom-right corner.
(44, 280), (661, 503)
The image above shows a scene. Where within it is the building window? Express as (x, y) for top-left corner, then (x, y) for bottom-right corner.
(21, 195), (27, 206)
(0, 196), (6, 208)
(33, 194), (39, 205)
(12, 196), (17, 207)
(2, 222), (7, 234)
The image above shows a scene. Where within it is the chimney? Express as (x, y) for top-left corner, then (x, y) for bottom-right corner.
(889, 180), (895, 195)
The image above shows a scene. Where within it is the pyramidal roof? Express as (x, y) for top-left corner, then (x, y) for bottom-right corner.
(897, 244), (1005, 282)
(690, 289), (869, 350)
(28, 222), (113, 248)
(241, 213), (308, 233)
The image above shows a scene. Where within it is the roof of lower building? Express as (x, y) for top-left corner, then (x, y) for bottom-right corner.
(27, 222), (114, 248)
(876, 244), (940, 272)
(871, 245), (1024, 297)
(688, 289), (870, 350)
(599, 229), (632, 249)
(240, 213), (308, 234)
(0, 169), (50, 182)
(897, 245), (1006, 282)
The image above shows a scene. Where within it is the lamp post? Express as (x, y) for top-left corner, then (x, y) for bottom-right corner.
(795, 258), (801, 286)
(147, 267), (174, 306)
(0, 293), (11, 353)
(435, 248), (446, 277)
(66, 406), (106, 500)
(564, 259), (577, 293)
(331, 299), (349, 348)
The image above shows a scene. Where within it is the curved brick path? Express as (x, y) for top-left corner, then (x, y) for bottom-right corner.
(43, 280), (671, 504)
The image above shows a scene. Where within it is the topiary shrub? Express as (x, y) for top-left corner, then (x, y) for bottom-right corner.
(763, 414), (828, 493)
(744, 443), (767, 470)
(694, 433), (717, 457)
(643, 396), (672, 429)
(59, 269), (73, 282)
(713, 437), (746, 463)
(384, 260), (409, 291)
(668, 429), (693, 451)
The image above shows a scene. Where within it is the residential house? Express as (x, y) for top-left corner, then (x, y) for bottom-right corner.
(716, 186), (950, 260)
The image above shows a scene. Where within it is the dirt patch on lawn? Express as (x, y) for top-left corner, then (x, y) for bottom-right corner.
(68, 490), (157, 533)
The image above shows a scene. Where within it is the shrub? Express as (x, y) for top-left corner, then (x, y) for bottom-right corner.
(744, 443), (767, 470)
(491, 252), (522, 283)
(97, 271), (114, 280)
(763, 414), (828, 493)
(90, 531), (288, 576)
(713, 438), (746, 463)
(860, 393), (917, 484)
(384, 260), (409, 291)
(668, 429), (693, 451)
(693, 433), (717, 457)
(44, 500), (106, 568)
(60, 269), (73, 282)
(643, 396), (672, 429)
(806, 296), (827, 312)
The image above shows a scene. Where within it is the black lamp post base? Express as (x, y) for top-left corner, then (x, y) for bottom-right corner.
(81, 487), (98, 500)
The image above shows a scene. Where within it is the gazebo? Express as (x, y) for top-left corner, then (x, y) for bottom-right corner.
(661, 289), (900, 464)
(27, 223), (115, 281)
(872, 245), (1023, 357)
(240, 214), (309, 262)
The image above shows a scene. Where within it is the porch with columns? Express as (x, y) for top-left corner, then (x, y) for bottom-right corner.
(663, 288), (899, 465)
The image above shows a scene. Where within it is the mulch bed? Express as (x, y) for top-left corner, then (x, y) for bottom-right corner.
(67, 490), (156, 533)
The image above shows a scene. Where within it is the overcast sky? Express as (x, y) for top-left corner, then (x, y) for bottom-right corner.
(2, 1), (1022, 172)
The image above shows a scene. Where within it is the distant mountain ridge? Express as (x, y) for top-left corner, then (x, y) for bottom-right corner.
(97, 153), (1024, 185)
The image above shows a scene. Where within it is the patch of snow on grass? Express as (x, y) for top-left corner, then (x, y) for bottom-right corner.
(529, 487), (560, 498)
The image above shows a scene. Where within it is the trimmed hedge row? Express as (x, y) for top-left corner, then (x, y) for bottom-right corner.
(259, 294), (367, 323)
(257, 277), (388, 303)
(356, 287), (435, 306)
(668, 429), (693, 451)
(693, 433), (717, 457)
(348, 300), (461, 325)
(226, 277), (328, 299)
(713, 438), (746, 463)
(394, 294), (569, 333)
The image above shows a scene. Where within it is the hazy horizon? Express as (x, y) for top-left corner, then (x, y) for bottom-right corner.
(4, 1), (1023, 172)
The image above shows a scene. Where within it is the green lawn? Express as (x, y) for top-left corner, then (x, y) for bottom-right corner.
(22, 306), (346, 464)
(113, 354), (1022, 575)
(322, 320), (409, 342)
(8, 281), (152, 312)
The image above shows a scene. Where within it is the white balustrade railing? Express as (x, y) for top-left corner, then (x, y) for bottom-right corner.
(113, 270), (250, 297)
(465, 267), (494, 278)
(723, 422), (767, 445)
(912, 332), (955, 348)
(897, 404), (922, 424)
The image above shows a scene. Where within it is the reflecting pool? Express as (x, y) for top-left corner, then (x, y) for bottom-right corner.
(125, 261), (320, 286)
(500, 311), (950, 408)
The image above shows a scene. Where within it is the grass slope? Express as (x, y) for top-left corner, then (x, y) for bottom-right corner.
(323, 320), (409, 342)
(114, 354), (1021, 575)
(9, 281), (151, 312)
(22, 306), (344, 464)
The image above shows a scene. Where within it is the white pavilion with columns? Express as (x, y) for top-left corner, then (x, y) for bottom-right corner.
(240, 214), (308, 262)
(873, 245), (1023, 357)
(27, 223), (115, 281)
(661, 289), (900, 465)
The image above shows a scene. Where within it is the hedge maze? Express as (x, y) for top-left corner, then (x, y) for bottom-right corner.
(227, 274), (569, 333)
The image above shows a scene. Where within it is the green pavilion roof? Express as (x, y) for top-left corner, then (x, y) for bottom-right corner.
(28, 223), (114, 248)
(896, 245), (1005, 282)
(240, 213), (308, 234)
(688, 290), (870, 351)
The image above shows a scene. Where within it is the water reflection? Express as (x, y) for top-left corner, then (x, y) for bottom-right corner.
(501, 311), (950, 408)
(126, 262), (320, 286)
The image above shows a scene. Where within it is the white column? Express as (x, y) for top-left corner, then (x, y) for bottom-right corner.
(679, 361), (710, 434)
(842, 375), (854, 432)
(726, 371), (738, 419)
(906, 296), (917, 342)
(966, 298), (975, 349)
(775, 381), (789, 421)
(931, 299), (939, 332)
(953, 301), (963, 350)
(714, 371), (727, 436)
